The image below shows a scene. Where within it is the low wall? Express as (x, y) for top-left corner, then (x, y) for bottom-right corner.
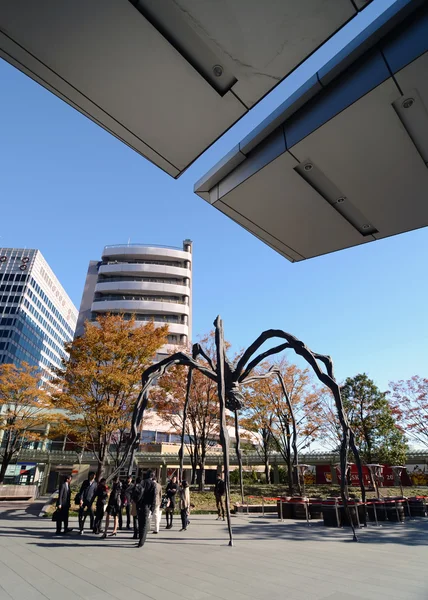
(0, 484), (38, 501)
(234, 503), (277, 514)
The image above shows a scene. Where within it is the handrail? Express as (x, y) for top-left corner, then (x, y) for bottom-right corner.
(104, 243), (183, 250)
(102, 260), (188, 268)
(93, 296), (187, 305)
(7, 448), (428, 464)
(97, 277), (187, 286)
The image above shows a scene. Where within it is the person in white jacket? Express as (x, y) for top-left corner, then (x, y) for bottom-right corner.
(151, 474), (163, 534)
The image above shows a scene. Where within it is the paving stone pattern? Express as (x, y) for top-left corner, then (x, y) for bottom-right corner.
(0, 502), (427, 600)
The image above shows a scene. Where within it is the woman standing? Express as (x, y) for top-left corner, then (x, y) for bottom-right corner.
(179, 480), (190, 532)
(102, 475), (122, 538)
(93, 478), (109, 534)
(165, 475), (178, 529)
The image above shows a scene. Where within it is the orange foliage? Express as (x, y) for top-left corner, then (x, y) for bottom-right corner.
(53, 314), (168, 477)
(0, 362), (59, 482)
(152, 333), (222, 487)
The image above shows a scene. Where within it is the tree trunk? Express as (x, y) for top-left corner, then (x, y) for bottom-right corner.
(96, 461), (103, 481)
(286, 450), (293, 496)
(0, 451), (12, 484)
(0, 434), (14, 484)
(234, 409), (245, 503)
(262, 430), (271, 484)
(189, 452), (197, 484)
(277, 372), (300, 495)
(198, 463), (205, 491)
(264, 456), (271, 484)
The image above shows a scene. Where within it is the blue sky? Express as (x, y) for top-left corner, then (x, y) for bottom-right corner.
(0, 0), (426, 392)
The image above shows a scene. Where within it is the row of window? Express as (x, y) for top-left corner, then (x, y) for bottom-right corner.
(0, 327), (45, 368)
(0, 307), (17, 316)
(0, 317), (15, 326)
(14, 312), (67, 362)
(91, 312), (185, 324)
(0, 339), (50, 370)
(0, 295), (21, 304)
(98, 276), (187, 286)
(30, 278), (75, 338)
(0, 273), (28, 282)
(93, 294), (186, 304)
(24, 299), (71, 349)
(140, 430), (217, 445)
(103, 259), (187, 268)
(0, 284), (25, 293)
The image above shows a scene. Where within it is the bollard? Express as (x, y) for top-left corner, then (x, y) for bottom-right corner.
(304, 500), (310, 527)
(279, 498), (283, 522)
(373, 502), (379, 527)
(396, 500), (404, 525)
(354, 500), (361, 529)
(334, 498), (340, 528)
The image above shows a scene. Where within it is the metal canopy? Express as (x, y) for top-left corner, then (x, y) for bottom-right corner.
(0, 0), (371, 177)
(195, 0), (428, 261)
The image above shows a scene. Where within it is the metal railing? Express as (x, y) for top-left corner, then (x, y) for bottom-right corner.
(102, 260), (188, 268)
(104, 243), (183, 251)
(97, 277), (187, 286)
(93, 295), (187, 305)
(8, 448), (428, 466)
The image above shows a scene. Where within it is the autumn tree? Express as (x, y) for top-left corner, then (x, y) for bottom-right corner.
(53, 314), (167, 479)
(243, 358), (323, 493)
(389, 375), (428, 448)
(240, 391), (276, 484)
(153, 333), (225, 490)
(318, 390), (343, 451)
(154, 365), (220, 488)
(0, 362), (58, 483)
(342, 373), (407, 465)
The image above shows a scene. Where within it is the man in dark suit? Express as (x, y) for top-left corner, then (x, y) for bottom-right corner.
(56, 475), (72, 535)
(132, 470), (156, 548)
(78, 471), (97, 534)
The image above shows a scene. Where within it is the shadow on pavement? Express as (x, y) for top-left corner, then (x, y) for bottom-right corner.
(231, 516), (428, 546)
(1, 511), (427, 548)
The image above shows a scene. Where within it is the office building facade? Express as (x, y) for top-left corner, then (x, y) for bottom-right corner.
(0, 248), (78, 378)
(76, 241), (192, 356)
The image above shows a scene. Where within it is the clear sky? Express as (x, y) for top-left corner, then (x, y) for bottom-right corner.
(0, 0), (426, 393)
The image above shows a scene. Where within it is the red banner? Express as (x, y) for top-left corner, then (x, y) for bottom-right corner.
(335, 464), (372, 487)
(316, 465), (333, 484)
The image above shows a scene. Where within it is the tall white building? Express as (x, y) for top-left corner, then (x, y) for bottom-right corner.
(0, 248), (78, 377)
(76, 241), (192, 356)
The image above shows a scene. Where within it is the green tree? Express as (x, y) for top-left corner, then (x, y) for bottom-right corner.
(342, 374), (407, 465)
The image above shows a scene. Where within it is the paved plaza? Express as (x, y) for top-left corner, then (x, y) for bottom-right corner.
(0, 502), (427, 600)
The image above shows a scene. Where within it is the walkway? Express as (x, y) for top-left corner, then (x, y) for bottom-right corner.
(0, 503), (427, 600)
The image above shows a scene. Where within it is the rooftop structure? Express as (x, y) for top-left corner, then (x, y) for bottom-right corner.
(76, 241), (192, 358)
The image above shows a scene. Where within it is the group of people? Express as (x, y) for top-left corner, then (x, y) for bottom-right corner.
(54, 471), (193, 548)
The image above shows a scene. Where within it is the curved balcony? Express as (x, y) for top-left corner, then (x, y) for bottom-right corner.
(102, 245), (191, 264)
(95, 280), (190, 297)
(154, 322), (188, 336)
(91, 299), (190, 316)
(98, 263), (191, 279)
